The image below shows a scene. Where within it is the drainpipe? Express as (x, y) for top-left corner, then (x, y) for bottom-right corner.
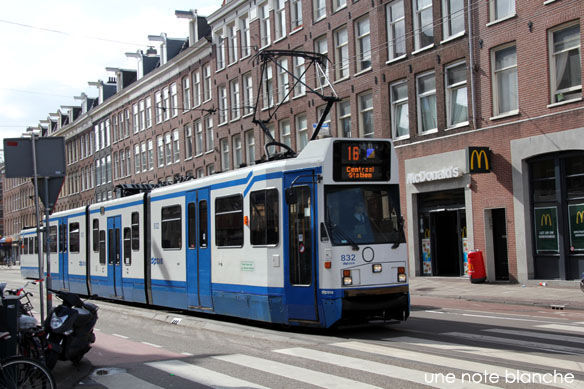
(467, 0), (477, 130)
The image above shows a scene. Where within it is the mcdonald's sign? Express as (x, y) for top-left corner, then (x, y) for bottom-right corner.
(576, 210), (584, 225)
(540, 213), (553, 227)
(468, 147), (491, 174)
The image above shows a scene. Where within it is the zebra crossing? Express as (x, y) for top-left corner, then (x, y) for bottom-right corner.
(90, 324), (584, 389)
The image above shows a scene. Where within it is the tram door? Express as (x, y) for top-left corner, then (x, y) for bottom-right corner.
(107, 216), (123, 297)
(58, 219), (69, 290)
(284, 171), (318, 322)
(186, 188), (212, 309)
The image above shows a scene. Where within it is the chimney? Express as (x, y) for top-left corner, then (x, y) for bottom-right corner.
(126, 49), (160, 79)
(88, 79), (118, 104)
(104, 68), (136, 92)
(175, 9), (210, 46)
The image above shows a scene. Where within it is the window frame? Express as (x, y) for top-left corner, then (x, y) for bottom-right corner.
(416, 71), (438, 134)
(445, 61), (469, 128)
(390, 79), (409, 139)
(358, 91), (374, 138)
(215, 194), (244, 247)
(386, 0), (406, 61)
(355, 15), (371, 72)
(161, 205), (182, 250)
(250, 188), (280, 246)
(491, 42), (518, 117)
(548, 21), (582, 104)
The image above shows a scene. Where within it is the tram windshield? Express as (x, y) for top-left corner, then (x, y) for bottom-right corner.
(325, 185), (403, 245)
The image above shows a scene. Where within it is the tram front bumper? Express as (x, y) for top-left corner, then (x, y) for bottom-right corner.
(341, 285), (409, 320)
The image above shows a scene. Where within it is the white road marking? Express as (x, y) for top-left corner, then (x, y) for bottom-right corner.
(424, 310), (445, 314)
(332, 341), (583, 389)
(484, 328), (584, 345)
(92, 371), (163, 389)
(461, 313), (545, 323)
(147, 359), (269, 389)
(216, 353), (381, 389)
(537, 324), (584, 334)
(112, 333), (129, 339)
(394, 336), (584, 372)
(180, 352), (194, 357)
(443, 332), (584, 354)
(275, 347), (496, 389)
(140, 341), (162, 348)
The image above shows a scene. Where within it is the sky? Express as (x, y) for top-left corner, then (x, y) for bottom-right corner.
(0, 0), (219, 161)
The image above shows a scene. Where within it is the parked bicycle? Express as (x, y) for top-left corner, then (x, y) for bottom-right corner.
(0, 332), (56, 389)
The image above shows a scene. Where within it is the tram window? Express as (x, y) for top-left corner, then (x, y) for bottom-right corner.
(49, 226), (58, 253)
(69, 223), (80, 253)
(24, 238), (29, 255)
(215, 195), (243, 247)
(199, 200), (208, 248)
(131, 212), (139, 251)
(92, 219), (99, 252)
(59, 224), (67, 252)
(34, 237), (38, 254)
(161, 205), (182, 249)
(99, 230), (106, 264)
(250, 189), (279, 246)
(123, 228), (132, 265)
(188, 203), (196, 248)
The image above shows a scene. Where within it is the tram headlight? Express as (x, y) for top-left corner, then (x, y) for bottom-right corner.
(342, 270), (352, 286)
(397, 266), (407, 283)
(372, 264), (382, 273)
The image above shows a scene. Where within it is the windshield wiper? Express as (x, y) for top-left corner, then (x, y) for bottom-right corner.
(326, 221), (359, 251)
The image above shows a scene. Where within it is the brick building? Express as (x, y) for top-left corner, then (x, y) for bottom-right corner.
(2, 0), (583, 282)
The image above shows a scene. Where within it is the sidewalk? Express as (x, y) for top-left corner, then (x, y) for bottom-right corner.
(409, 276), (584, 310)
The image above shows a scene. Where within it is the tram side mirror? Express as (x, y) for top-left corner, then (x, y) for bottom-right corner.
(285, 188), (297, 204)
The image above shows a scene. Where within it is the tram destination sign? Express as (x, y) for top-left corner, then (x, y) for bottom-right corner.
(333, 140), (391, 182)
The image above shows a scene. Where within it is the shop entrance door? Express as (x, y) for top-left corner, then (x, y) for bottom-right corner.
(431, 211), (462, 276)
(492, 208), (509, 280)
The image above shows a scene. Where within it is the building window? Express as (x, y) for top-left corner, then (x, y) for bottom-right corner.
(126, 148), (131, 177)
(161, 205), (182, 249)
(141, 142), (147, 172)
(334, 26), (349, 80)
(390, 80), (409, 139)
(170, 83), (178, 117)
(157, 135), (164, 167)
(230, 79), (240, 120)
(243, 72), (253, 116)
(280, 119), (291, 148)
(233, 134), (242, 168)
(263, 65), (274, 108)
(490, 0), (515, 23)
(250, 189), (279, 245)
(387, 0), (406, 61)
(413, 0), (434, 50)
(155, 91), (162, 123)
(314, 35), (328, 88)
(139, 100), (145, 131)
(165, 133), (172, 165)
(185, 124), (193, 159)
(228, 23), (238, 64)
(296, 113), (308, 151)
(313, 0), (326, 21)
(206, 163), (215, 176)
(173, 129), (180, 163)
(417, 71), (437, 133)
(278, 59), (289, 103)
(205, 115), (214, 152)
(147, 139), (153, 170)
(492, 43), (518, 116)
(355, 16), (371, 72)
(193, 71), (201, 107)
(293, 55), (306, 96)
(203, 65), (212, 102)
(445, 62), (468, 127)
(145, 97), (152, 128)
(133, 103), (139, 133)
(240, 15), (251, 58)
(134, 145), (141, 174)
(442, 0), (465, 39)
(333, 0), (347, 13)
(246, 130), (255, 165)
(358, 92), (374, 138)
(162, 87), (170, 121)
(215, 195), (243, 247)
(218, 86), (228, 124)
(216, 32), (225, 70)
(337, 99), (351, 137)
(195, 120), (203, 155)
(124, 109), (130, 137)
(120, 150), (126, 177)
(260, 2), (271, 47)
(220, 138), (230, 171)
(549, 22), (581, 104)
(291, 0), (303, 30)
(196, 167), (204, 178)
(275, 0), (286, 40)
(182, 77), (191, 111)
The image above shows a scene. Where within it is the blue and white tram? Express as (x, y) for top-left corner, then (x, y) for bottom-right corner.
(22, 138), (409, 327)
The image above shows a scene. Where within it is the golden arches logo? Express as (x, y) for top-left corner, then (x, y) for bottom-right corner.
(576, 210), (584, 224)
(470, 149), (489, 171)
(540, 213), (553, 227)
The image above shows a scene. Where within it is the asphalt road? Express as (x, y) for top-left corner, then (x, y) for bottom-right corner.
(2, 268), (583, 388)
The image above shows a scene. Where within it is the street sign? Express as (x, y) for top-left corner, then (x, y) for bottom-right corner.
(4, 137), (66, 178)
(312, 123), (330, 129)
(35, 177), (65, 214)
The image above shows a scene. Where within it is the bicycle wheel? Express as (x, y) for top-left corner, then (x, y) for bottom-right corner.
(0, 357), (55, 389)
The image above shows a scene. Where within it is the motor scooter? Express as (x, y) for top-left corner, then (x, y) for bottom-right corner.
(44, 289), (98, 369)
